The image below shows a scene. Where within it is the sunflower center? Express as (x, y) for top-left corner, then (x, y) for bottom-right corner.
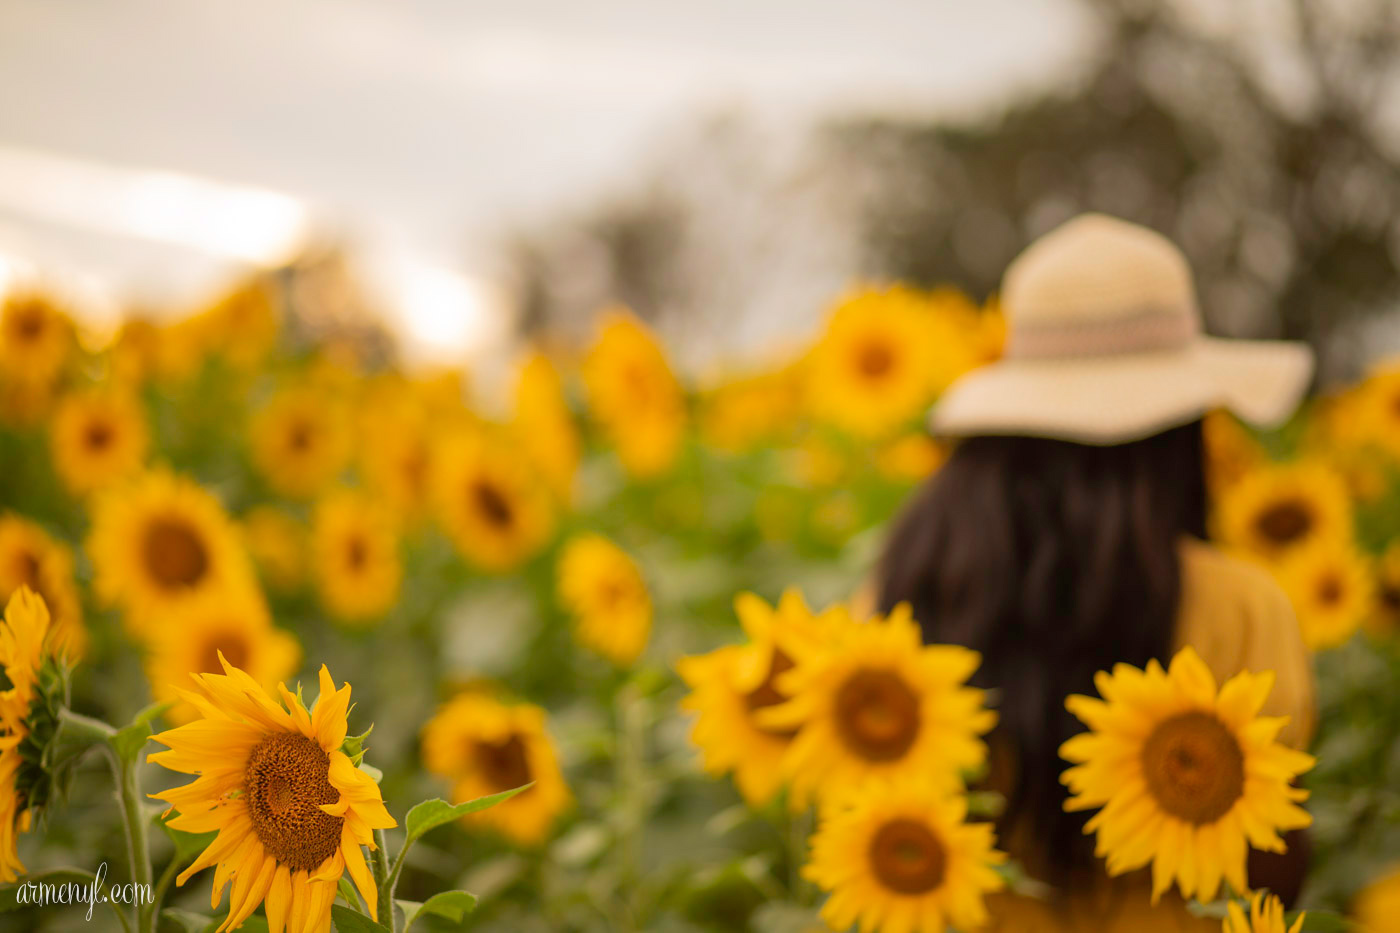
(869, 818), (946, 895)
(142, 518), (210, 589)
(11, 550), (41, 589)
(472, 481), (515, 529)
(856, 341), (895, 380)
(1253, 500), (1313, 547)
(244, 733), (344, 873)
(199, 632), (250, 674)
(1316, 573), (1344, 606)
(287, 421), (314, 453)
(472, 734), (532, 791)
(1140, 711), (1244, 825)
(1380, 583), (1400, 613)
(84, 420), (114, 451)
(345, 536), (368, 572)
(744, 649), (799, 739)
(11, 308), (45, 342)
(833, 668), (921, 762)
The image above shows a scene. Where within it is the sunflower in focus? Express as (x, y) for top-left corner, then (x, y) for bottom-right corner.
(804, 286), (941, 438)
(143, 589), (301, 725)
(250, 385), (351, 499)
(149, 663), (395, 933)
(421, 693), (570, 846)
(49, 389), (148, 497)
(0, 588), (54, 881)
(311, 489), (401, 625)
(1061, 645), (1315, 903)
(1216, 462), (1352, 563)
(0, 515), (85, 659)
(557, 534), (651, 666)
(763, 602), (994, 808)
(240, 506), (307, 593)
(512, 350), (580, 503)
(1223, 893), (1302, 933)
(582, 309), (686, 479)
(677, 589), (837, 807)
(803, 778), (1005, 933)
(432, 432), (555, 572)
(88, 470), (254, 632)
(1354, 864), (1400, 932)
(1275, 540), (1374, 651)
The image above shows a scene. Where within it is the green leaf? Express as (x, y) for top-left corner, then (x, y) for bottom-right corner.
(110, 700), (174, 765)
(399, 891), (478, 930)
(160, 907), (218, 932)
(1295, 911), (1357, 932)
(0, 868), (98, 912)
(403, 786), (531, 847)
(341, 724), (374, 767)
(156, 810), (216, 862)
(337, 876), (362, 912)
(331, 904), (391, 933)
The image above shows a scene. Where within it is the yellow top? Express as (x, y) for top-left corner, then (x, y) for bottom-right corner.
(984, 538), (1317, 931)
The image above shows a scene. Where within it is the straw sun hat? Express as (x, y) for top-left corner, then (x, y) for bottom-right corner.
(931, 213), (1314, 445)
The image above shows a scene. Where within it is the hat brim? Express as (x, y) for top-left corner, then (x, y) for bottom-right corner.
(929, 337), (1314, 445)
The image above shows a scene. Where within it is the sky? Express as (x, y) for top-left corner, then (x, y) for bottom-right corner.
(0, 0), (1092, 362)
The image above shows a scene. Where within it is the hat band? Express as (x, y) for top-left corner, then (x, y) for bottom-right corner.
(1007, 305), (1199, 359)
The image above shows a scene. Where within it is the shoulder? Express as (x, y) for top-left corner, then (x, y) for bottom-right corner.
(1179, 537), (1291, 618)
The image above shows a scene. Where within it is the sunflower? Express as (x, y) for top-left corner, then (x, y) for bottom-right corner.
(0, 588), (53, 881)
(311, 489), (401, 625)
(1223, 893), (1303, 933)
(557, 534), (652, 666)
(0, 515), (85, 659)
(149, 662), (395, 933)
(804, 286), (941, 438)
(420, 693), (570, 846)
(240, 506), (307, 593)
(87, 470), (255, 632)
(1204, 410), (1264, 494)
(877, 433), (947, 483)
(1215, 462), (1352, 563)
(698, 364), (803, 454)
(193, 277), (280, 370)
(357, 391), (435, 521)
(1354, 864), (1400, 933)
(49, 389), (149, 497)
(143, 590), (301, 725)
(1060, 645), (1316, 903)
(250, 386), (351, 499)
(763, 602), (995, 808)
(1273, 540), (1374, 651)
(582, 309), (686, 479)
(1369, 542), (1400, 637)
(432, 432), (555, 573)
(0, 292), (73, 391)
(677, 589), (837, 807)
(803, 778), (1006, 933)
(512, 350), (580, 502)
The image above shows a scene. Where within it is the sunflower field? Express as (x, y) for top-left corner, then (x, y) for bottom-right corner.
(0, 276), (1399, 933)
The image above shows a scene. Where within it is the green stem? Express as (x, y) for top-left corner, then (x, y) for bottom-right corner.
(117, 753), (155, 933)
(150, 851), (181, 925)
(373, 827), (396, 931)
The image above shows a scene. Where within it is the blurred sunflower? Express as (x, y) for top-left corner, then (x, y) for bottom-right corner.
(432, 432), (555, 572)
(512, 351), (580, 502)
(250, 385), (351, 499)
(88, 470), (254, 632)
(1203, 410), (1264, 493)
(1223, 893), (1302, 933)
(311, 489), (402, 625)
(0, 515), (85, 659)
(698, 363), (803, 454)
(1216, 462), (1352, 562)
(804, 286), (940, 438)
(421, 693), (570, 846)
(1369, 542), (1400, 637)
(143, 589), (301, 725)
(677, 589), (836, 807)
(240, 506), (307, 593)
(194, 277), (280, 369)
(763, 602), (995, 808)
(1354, 864), (1400, 932)
(357, 392), (435, 521)
(557, 534), (651, 666)
(0, 293), (73, 390)
(1060, 645), (1315, 903)
(49, 389), (148, 497)
(803, 778), (1005, 933)
(877, 433), (947, 483)
(1275, 540), (1374, 651)
(582, 309), (686, 478)
(149, 663), (395, 933)
(1347, 363), (1400, 462)
(0, 588), (54, 881)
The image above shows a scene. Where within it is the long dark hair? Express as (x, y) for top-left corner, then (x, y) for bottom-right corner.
(875, 420), (1207, 881)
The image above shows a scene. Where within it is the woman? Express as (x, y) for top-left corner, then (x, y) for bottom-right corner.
(875, 215), (1316, 930)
